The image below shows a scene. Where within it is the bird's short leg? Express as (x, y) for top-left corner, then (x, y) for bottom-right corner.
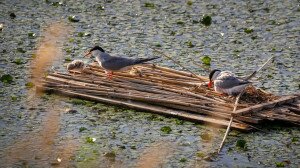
(108, 72), (113, 79)
(105, 71), (113, 79)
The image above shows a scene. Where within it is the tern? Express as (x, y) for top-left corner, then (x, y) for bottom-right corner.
(84, 46), (159, 79)
(66, 60), (86, 76)
(208, 56), (274, 96)
(208, 69), (251, 96)
(67, 60), (85, 71)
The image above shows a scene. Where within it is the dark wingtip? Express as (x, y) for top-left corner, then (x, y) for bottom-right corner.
(134, 56), (160, 64)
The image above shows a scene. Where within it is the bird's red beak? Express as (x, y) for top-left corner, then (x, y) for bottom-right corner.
(208, 81), (213, 88)
(84, 51), (91, 57)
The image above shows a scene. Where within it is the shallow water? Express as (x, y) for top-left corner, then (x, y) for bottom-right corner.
(0, 0), (299, 167)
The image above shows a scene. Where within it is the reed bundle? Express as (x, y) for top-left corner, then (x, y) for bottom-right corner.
(38, 63), (300, 130)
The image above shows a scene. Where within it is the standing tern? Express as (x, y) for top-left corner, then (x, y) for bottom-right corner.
(84, 46), (159, 79)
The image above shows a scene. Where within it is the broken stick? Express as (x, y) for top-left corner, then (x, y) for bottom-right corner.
(217, 56), (274, 154)
(218, 90), (244, 154)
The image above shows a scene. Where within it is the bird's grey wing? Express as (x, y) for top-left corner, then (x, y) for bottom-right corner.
(102, 56), (135, 71)
(215, 76), (251, 89)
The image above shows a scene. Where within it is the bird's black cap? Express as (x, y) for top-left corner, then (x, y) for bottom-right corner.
(209, 69), (221, 81)
(89, 46), (105, 52)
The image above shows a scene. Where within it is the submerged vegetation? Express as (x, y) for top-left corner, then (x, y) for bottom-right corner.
(70, 98), (95, 107)
(186, 41), (195, 48)
(187, 1), (193, 6)
(236, 139), (247, 150)
(25, 82), (35, 88)
(79, 127), (87, 132)
(0, 74), (13, 84)
(13, 58), (24, 65)
(201, 56), (211, 65)
(160, 126), (172, 134)
(144, 2), (155, 8)
(200, 132), (212, 141)
(200, 15), (212, 26)
(68, 15), (80, 22)
(28, 32), (36, 38)
(86, 137), (96, 143)
(16, 48), (26, 53)
(244, 28), (254, 34)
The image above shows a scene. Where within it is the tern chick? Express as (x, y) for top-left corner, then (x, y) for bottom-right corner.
(66, 60), (85, 73)
(208, 69), (251, 96)
(84, 46), (159, 79)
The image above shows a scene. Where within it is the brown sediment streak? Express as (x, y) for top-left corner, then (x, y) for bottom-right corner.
(3, 101), (79, 167)
(31, 22), (70, 84)
(1, 22), (78, 167)
(135, 141), (174, 168)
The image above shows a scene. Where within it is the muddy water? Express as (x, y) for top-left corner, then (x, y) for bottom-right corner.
(0, 22), (78, 167)
(135, 141), (175, 168)
(31, 22), (71, 83)
(0, 0), (299, 167)
(2, 99), (79, 167)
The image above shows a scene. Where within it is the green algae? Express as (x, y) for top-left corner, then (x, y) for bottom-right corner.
(160, 126), (172, 134)
(13, 58), (25, 65)
(176, 21), (185, 25)
(28, 32), (36, 38)
(201, 15), (212, 26)
(187, 1), (193, 6)
(196, 152), (206, 158)
(70, 98), (95, 107)
(179, 158), (187, 162)
(25, 82), (35, 88)
(1, 74), (13, 84)
(86, 137), (96, 143)
(78, 32), (84, 37)
(200, 132), (212, 141)
(16, 48), (26, 53)
(236, 139), (247, 150)
(244, 28), (254, 34)
(144, 2), (155, 8)
(201, 56), (211, 65)
(275, 162), (285, 167)
(68, 15), (80, 22)
(79, 127), (87, 132)
(186, 41), (195, 48)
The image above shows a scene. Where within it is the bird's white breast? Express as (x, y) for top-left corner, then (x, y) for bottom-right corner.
(95, 56), (103, 68)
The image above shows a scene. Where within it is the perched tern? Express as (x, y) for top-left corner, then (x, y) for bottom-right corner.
(84, 46), (159, 79)
(208, 69), (251, 96)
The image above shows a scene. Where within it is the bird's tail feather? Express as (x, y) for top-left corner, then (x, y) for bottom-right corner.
(134, 56), (160, 64)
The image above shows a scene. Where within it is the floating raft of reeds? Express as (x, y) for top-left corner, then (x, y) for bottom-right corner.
(39, 63), (300, 131)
